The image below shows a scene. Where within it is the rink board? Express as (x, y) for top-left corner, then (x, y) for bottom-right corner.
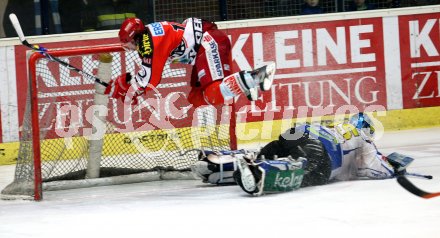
(2, 6), (440, 163)
(1, 106), (439, 165)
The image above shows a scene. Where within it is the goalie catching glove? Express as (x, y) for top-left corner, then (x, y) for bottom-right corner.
(105, 73), (144, 105)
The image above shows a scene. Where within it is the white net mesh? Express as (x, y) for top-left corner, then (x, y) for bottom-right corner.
(1, 45), (236, 198)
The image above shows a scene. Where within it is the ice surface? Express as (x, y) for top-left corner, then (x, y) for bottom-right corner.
(1, 128), (439, 238)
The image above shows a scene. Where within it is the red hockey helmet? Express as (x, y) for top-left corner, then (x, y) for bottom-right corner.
(119, 18), (145, 43)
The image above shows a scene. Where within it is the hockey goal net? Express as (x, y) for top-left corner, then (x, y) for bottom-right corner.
(1, 44), (237, 200)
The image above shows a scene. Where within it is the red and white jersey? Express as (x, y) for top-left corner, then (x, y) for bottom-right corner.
(133, 18), (203, 90)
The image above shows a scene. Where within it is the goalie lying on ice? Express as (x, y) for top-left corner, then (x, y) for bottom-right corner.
(192, 113), (412, 196)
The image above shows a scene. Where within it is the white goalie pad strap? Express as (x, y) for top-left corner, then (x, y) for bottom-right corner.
(208, 172), (235, 184)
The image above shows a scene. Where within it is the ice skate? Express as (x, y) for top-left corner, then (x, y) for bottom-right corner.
(236, 62), (276, 101)
(235, 157), (257, 193)
(254, 62), (276, 91)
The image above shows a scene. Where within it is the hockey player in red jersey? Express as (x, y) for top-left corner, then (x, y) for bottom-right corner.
(106, 17), (276, 107)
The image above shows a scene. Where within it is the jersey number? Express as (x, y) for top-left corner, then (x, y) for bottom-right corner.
(335, 124), (359, 141)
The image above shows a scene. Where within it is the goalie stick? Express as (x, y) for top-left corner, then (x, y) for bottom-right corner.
(8, 13), (109, 87)
(404, 172), (433, 180)
(397, 175), (440, 199)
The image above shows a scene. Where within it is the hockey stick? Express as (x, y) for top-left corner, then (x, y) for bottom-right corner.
(404, 172), (433, 180)
(396, 175), (440, 199)
(8, 13), (109, 87)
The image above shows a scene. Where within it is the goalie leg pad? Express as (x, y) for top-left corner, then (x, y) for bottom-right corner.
(191, 152), (239, 185)
(234, 158), (305, 196)
(261, 166), (304, 194)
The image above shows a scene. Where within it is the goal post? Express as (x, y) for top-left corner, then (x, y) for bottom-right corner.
(1, 44), (237, 200)
(87, 53), (113, 179)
